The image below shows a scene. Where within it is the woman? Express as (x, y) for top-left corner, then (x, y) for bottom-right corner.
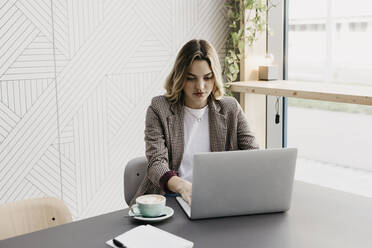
(131, 39), (258, 205)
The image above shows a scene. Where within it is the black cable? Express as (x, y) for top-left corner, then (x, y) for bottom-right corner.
(275, 96), (280, 124)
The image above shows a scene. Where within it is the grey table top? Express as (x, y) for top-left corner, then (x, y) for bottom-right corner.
(1, 181), (372, 248)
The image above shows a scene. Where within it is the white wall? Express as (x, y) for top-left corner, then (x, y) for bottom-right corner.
(0, 0), (228, 220)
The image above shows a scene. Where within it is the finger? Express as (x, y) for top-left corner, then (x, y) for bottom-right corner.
(183, 194), (191, 205)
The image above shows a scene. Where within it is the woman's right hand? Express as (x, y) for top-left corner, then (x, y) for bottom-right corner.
(167, 176), (192, 205)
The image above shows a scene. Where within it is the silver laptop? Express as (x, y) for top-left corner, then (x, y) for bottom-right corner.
(176, 148), (297, 219)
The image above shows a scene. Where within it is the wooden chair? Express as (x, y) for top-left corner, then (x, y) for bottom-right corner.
(0, 197), (72, 240)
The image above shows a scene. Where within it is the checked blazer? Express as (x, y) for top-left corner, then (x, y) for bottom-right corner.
(130, 95), (259, 205)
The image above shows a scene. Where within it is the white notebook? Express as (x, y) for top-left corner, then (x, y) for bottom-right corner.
(106, 224), (194, 248)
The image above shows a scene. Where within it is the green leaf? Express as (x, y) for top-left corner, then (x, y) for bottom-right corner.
(228, 64), (235, 73)
(232, 63), (239, 72)
(238, 40), (244, 54)
(231, 51), (237, 60)
(232, 72), (238, 81)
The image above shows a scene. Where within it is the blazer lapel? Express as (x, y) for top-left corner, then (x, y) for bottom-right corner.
(209, 98), (227, 152)
(167, 102), (184, 171)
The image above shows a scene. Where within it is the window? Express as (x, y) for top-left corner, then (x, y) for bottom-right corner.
(287, 0), (372, 198)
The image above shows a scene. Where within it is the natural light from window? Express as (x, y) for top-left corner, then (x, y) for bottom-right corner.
(287, 0), (372, 198)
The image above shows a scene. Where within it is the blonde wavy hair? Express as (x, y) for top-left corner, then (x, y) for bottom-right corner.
(164, 39), (225, 103)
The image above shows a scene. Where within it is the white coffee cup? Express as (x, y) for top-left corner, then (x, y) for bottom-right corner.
(131, 194), (166, 217)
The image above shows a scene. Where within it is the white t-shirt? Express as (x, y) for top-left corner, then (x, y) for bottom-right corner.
(179, 105), (210, 183)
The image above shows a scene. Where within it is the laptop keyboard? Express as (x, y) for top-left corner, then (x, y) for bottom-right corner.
(176, 196), (191, 217)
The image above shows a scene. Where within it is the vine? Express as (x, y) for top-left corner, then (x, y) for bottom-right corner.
(223, 0), (275, 95)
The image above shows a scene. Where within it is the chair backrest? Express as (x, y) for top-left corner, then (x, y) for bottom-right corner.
(124, 156), (147, 205)
(0, 197), (72, 240)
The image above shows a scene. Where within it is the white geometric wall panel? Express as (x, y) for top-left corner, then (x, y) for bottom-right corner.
(0, 0), (228, 220)
(0, 0), (61, 210)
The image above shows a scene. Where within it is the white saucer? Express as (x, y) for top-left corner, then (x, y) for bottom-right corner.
(128, 206), (174, 222)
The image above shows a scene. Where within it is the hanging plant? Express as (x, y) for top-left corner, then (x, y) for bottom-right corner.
(223, 0), (275, 95)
